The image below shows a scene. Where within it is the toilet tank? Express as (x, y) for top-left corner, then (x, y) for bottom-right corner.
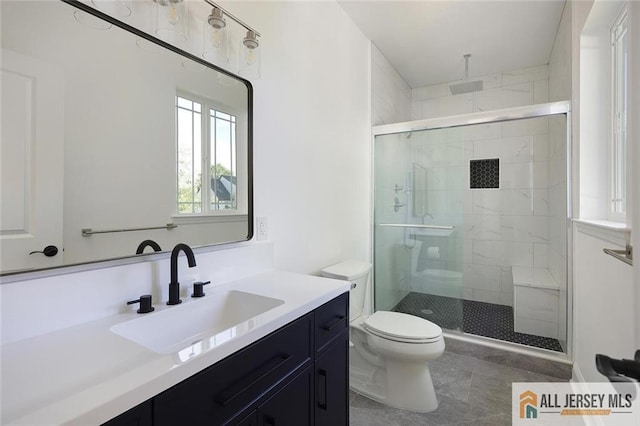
(321, 260), (371, 321)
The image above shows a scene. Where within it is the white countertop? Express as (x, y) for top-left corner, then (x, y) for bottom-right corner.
(0, 271), (350, 425)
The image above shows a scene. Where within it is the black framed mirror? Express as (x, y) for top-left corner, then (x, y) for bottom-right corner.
(0, 0), (253, 276)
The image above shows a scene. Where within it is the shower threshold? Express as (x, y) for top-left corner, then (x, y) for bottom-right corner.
(392, 292), (564, 353)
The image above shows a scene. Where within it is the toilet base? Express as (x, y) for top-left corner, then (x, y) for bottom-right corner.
(349, 346), (439, 412)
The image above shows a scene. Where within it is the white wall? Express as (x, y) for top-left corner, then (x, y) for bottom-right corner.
(549, 1), (572, 103)
(572, 225), (634, 381)
(221, 1), (371, 273)
(571, 0), (639, 382)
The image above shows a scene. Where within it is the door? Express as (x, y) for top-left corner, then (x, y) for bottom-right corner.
(1, 49), (64, 273)
(315, 331), (348, 426)
(374, 128), (465, 330)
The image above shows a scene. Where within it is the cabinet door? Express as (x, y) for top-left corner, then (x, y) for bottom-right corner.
(258, 367), (313, 426)
(315, 331), (348, 426)
(101, 400), (152, 426)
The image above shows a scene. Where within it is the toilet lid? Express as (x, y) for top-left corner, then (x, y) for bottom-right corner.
(363, 311), (442, 342)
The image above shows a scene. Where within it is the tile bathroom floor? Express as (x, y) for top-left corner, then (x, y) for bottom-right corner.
(349, 337), (572, 425)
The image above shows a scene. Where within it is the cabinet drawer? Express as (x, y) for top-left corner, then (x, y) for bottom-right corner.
(154, 313), (313, 426)
(315, 292), (348, 353)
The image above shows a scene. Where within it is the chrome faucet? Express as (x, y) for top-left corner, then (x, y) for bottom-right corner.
(168, 243), (196, 305)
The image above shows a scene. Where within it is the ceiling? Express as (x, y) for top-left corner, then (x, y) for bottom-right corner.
(338, 0), (566, 88)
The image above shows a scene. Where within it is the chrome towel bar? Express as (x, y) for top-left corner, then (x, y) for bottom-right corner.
(82, 223), (177, 237)
(378, 223), (455, 230)
(603, 244), (633, 266)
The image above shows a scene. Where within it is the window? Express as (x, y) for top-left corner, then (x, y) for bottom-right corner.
(176, 94), (237, 215)
(610, 7), (628, 220)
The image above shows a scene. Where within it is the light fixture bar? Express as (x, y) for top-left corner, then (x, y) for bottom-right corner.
(203, 0), (261, 37)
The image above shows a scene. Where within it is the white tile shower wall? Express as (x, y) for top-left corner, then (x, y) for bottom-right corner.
(371, 44), (411, 125)
(409, 117), (552, 308)
(411, 64), (549, 121)
(407, 63), (567, 313)
(410, 118), (552, 305)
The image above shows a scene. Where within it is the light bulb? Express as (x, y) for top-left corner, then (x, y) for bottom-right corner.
(211, 29), (223, 48)
(245, 48), (255, 65)
(168, 3), (180, 25)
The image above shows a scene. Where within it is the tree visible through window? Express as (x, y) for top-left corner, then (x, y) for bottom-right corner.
(176, 94), (237, 214)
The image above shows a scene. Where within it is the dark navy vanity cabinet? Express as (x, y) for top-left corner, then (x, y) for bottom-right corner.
(103, 292), (348, 426)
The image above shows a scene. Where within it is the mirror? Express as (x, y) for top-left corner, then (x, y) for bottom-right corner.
(0, 0), (252, 276)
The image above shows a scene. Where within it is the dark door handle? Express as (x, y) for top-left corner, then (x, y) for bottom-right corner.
(317, 369), (328, 410)
(215, 353), (292, 407)
(29, 245), (59, 257)
(322, 315), (346, 331)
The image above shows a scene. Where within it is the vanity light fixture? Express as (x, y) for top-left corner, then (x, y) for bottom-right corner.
(239, 30), (260, 79)
(153, 0), (188, 43)
(203, 7), (229, 63)
(203, 0), (261, 79)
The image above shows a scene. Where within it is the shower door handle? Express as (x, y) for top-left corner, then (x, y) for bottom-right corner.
(379, 224), (455, 230)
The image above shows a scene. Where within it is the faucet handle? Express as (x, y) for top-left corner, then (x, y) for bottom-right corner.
(191, 281), (211, 298)
(127, 294), (155, 314)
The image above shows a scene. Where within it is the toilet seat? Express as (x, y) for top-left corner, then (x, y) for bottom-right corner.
(363, 311), (442, 343)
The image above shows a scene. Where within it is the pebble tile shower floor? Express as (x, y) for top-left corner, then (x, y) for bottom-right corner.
(392, 292), (564, 352)
(349, 338), (572, 425)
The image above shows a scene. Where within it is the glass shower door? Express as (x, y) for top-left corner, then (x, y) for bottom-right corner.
(374, 127), (466, 331)
(373, 112), (569, 353)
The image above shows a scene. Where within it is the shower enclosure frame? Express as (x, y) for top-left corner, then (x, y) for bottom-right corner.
(371, 100), (573, 362)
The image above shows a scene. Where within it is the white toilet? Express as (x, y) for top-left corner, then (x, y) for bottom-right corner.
(321, 259), (445, 412)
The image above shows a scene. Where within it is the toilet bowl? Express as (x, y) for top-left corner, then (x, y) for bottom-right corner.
(321, 260), (445, 412)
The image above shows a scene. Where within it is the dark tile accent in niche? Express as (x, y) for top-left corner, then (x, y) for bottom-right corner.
(470, 158), (499, 189)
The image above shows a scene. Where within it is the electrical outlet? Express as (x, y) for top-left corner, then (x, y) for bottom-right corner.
(256, 217), (268, 240)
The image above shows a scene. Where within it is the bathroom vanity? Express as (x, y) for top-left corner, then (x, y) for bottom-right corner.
(0, 270), (350, 425)
(106, 293), (349, 426)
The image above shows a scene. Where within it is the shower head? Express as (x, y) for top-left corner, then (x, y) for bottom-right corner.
(449, 54), (483, 95)
(449, 80), (483, 95)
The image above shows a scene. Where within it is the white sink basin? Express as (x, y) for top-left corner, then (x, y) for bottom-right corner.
(111, 290), (284, 357)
